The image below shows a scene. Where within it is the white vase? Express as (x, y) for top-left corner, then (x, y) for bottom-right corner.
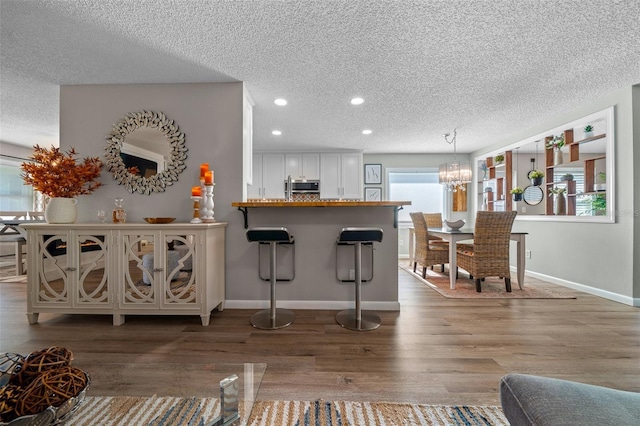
(583, 131), (594, 139)
(554, 150), (563, 165)
(555, 194), (566, 215)
(45, 197), (78, 223)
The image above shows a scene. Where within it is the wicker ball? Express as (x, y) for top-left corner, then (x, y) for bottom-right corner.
(15, 366), (87, 417)
(0, 384), (23, 422)
(0, 353), (24, 387)
(10, 346), (73, 387)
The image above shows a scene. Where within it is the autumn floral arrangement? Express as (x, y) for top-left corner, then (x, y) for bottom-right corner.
(21, 145), (103, 198)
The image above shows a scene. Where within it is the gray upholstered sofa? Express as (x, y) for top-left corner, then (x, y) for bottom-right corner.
(500, 373), (640, 425)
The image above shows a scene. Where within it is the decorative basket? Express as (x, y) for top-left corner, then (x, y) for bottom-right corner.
(444, 219), (465, 231)
(0, 348), (89, 425)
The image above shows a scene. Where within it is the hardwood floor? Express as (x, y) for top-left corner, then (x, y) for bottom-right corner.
(1, 266), (639, 406)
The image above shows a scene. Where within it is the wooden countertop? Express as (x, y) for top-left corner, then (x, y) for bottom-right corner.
(232, 200), (411, 207)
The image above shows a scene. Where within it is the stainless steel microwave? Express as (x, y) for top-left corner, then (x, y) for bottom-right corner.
(285, 180), (320, 193)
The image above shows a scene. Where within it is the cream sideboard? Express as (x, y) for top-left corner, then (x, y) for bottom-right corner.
(22, 222), (227, 326)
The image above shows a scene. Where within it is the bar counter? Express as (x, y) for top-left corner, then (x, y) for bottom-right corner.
(229, 199), (411, 312)
(232, 200), (411, 229)
(232, 200), (410, 207)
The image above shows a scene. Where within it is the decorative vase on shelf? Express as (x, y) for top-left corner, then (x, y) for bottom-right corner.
(554, 150), (563, 165)
(44, 197), (78, 223)
(583, 131), (594, 139)
(555, 193), (566, 215)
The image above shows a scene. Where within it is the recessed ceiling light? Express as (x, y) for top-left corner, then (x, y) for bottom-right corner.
(362, 129), (372, 135)
(272, 130), (282, 136)
(274, 98), (287, 106)
(351, 97), (365, 105)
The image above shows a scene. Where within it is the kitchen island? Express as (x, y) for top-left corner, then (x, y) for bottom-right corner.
(230, 200), (410, 312)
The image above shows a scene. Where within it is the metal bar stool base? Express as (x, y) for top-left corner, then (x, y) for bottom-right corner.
(336, 309), (381, 331)
(251, 308), (295, 330)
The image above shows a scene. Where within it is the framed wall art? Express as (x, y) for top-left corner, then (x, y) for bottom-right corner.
(365, 187), (382, 201)
(364, 163), (382, 184)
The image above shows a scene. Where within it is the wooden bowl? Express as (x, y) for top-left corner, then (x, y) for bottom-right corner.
(143, 217), (176, 224)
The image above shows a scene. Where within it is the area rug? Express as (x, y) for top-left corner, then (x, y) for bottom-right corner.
(400, 265), (576, 299)
(67, 396), (508, 425)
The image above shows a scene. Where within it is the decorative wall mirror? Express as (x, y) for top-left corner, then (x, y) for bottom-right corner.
(105, 110), (187, 194)
(474, 107), (615, 222)
(523, 186), (544, 205)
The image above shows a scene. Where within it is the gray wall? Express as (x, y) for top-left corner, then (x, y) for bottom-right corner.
(60, 82), (252, 303)
(472, 86), (639, 305)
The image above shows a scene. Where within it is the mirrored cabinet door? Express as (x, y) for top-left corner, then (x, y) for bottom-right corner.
(162, 234), (197, 307)
(33, 232), (72, 306)
(74, 231), (110, 306)
(119, 231), (198, 309)
(120, 231), (158, 308)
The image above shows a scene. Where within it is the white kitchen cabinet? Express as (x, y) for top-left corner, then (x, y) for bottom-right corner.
(340, 152), (363, 199)
(320, 152), (363, 199)
(248, 153), (286, 199)
(285, 153), (320, 180)
(243, 89), (254, 185)
(24, 222), (227, 326)
(247, 153), (263, 199)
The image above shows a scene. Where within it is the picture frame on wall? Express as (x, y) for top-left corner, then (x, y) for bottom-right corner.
(364, 163), (382, 184)
(365, 187), (382, 201)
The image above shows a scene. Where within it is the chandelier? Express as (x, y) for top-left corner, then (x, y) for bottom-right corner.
(438, 129), (472, 192)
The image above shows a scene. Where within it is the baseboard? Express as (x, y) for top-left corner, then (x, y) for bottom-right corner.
(513, 267), (639, 307)
(224, 300), (401, 311)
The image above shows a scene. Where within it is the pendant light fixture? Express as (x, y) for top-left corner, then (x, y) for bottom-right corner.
(438, 129), (472, 192)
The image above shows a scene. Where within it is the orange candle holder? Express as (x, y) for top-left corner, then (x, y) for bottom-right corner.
(204, 170), (214, 185)
(200, 163), (209, 179)
(190, 196), (202, 224)
(201, 183), (215, 222)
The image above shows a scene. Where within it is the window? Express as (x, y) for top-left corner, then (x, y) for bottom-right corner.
(552, 167), (591, 216)
(0, 155), (33, 210)
(388, 169), (443, 222)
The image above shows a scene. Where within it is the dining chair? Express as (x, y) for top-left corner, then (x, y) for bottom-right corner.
(423, 212), (448, 271)
(409, 212), (449, 278)
(0, 211), (30, 275)
(456, 210), (517, 292)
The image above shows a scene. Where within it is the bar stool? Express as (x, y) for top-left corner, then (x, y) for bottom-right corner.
(246, 227), (295, 330)
(335, 227), (383, 331)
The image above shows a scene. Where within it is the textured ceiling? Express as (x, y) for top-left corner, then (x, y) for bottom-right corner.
(1, 0), (639, 154)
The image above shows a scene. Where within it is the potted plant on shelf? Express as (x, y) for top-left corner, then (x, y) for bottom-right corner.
(21, 145), (102, 223)
(546, 135), (565, 165)
(529, 170), (544, 186)
(583, 124), (594, 139)
(479, 160), (488, 180)
(548, 186), (567, 215)
(494, 154), (505, 165)
(561, 173), (574, 181)
(594, 171), (606, 192)
(510, 187), (524, 201)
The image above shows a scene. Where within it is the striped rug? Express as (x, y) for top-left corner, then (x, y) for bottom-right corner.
(68, 396), (508, 425)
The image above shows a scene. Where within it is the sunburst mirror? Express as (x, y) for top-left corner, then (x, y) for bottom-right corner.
(105, 110), (187, 195)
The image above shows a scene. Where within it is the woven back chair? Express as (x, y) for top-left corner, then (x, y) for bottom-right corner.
(423, 212), (443, 228)
(409, 212), (449, 278)
(456, 211), (517, 292)
(423, 213), (448, 243)
(423, 212), (448, 270)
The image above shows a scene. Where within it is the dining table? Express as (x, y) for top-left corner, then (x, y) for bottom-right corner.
(427, 227), (528, 290)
